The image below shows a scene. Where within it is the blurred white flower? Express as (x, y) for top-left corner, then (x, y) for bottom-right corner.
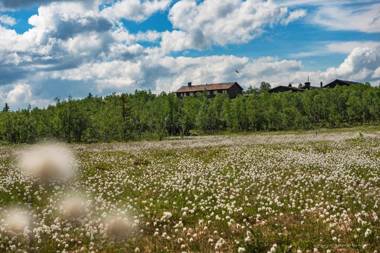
(17, 143), (77, 183)
(104, 214), (134, 239)
(59, 194), (89, 220)
(2, 208), (31, 235)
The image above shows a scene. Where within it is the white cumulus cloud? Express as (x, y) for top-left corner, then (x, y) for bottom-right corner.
(324, 46), (380, 81)
(0, 0), (379, 110)
(101, 0), (171, 22)
(0, 14), (16, 26)
(6, 84), (32, 105)
(162, 0), (306, 52)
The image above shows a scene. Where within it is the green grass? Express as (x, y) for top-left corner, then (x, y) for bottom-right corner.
(0, 131), (379, 252)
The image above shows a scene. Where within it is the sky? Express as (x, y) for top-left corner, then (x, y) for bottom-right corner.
(0, 0), (379, 109)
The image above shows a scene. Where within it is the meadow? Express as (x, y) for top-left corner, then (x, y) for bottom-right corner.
(0, 130), (380, 252)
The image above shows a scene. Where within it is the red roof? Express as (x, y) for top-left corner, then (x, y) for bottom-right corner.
(176, 82), (241, 93)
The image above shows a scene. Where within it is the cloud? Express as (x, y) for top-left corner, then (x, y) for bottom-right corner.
(45, 54), (304, 93)
(281, 9), (307, 25)
(0, 64), (29, 85)
(0, 83), (49, 109)
(25, 2), (112, 43)
(6, 83), (32, 105)
(290, 41), (380, 58)
(160, 30), (207, 52)
(279, 0), (377, 7)
(0, 82), (55, 109)
(134, 30), (161, 42)
(326, 41), (380, 54)
(0, 14), (16, 26)
(0, 0), (379, 110)
(324, 46), (380, 81)
(312, 2), (380, 33)
(279, 1), (380, 33)
(101, 0), (171, 22)
(0, 0), (169, 88)
(51, 16), (113, 40)
(0, 0), (308, 89)
(0, 0), (51, 9)
(373, 67), (380, 79)
(291, 45), (380, 83)
(2, 45), (380, 109)
(0, 1), (121, 85)
(0, 0), (91, 9)
(162, 0), (306, 52)
(46, 44), (380, 95)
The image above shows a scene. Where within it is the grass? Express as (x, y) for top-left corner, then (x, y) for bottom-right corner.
(0, 130), (379, 252)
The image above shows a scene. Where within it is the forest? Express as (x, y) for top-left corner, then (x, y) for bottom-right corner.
(0, 84), (379, 143)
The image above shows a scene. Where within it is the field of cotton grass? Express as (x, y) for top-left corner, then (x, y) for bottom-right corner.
(0, 130), (380, 252)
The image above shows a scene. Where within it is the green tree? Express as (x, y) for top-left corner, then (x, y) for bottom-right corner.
(260, 81), (271, 92)
(2, 103), (10, 112)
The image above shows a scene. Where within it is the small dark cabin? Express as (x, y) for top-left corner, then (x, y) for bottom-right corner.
(269, 81), (320, 93)
(323, 79), (362, 88)
(269, 85), (304, 93)
(176, 82), (243, 98)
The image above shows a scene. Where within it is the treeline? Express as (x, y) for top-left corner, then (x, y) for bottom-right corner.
(1, 84), (380, 143)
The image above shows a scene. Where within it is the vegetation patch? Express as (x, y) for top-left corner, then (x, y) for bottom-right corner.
(0, 133), (379, 252)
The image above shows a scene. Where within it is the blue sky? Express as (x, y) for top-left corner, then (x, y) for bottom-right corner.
(0, 0), (379, 109)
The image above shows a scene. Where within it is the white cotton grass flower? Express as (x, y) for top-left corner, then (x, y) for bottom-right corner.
(1, 208), (32, 235)
(104, 213), (135, 239)
(161, 211), (172, 221)
(17, 143), (77, 183)
(215, 238), (225, 250)
(59, 193), (90, 220)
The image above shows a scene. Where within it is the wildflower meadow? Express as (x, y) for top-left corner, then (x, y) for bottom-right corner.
(0, 130), (379, 252)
